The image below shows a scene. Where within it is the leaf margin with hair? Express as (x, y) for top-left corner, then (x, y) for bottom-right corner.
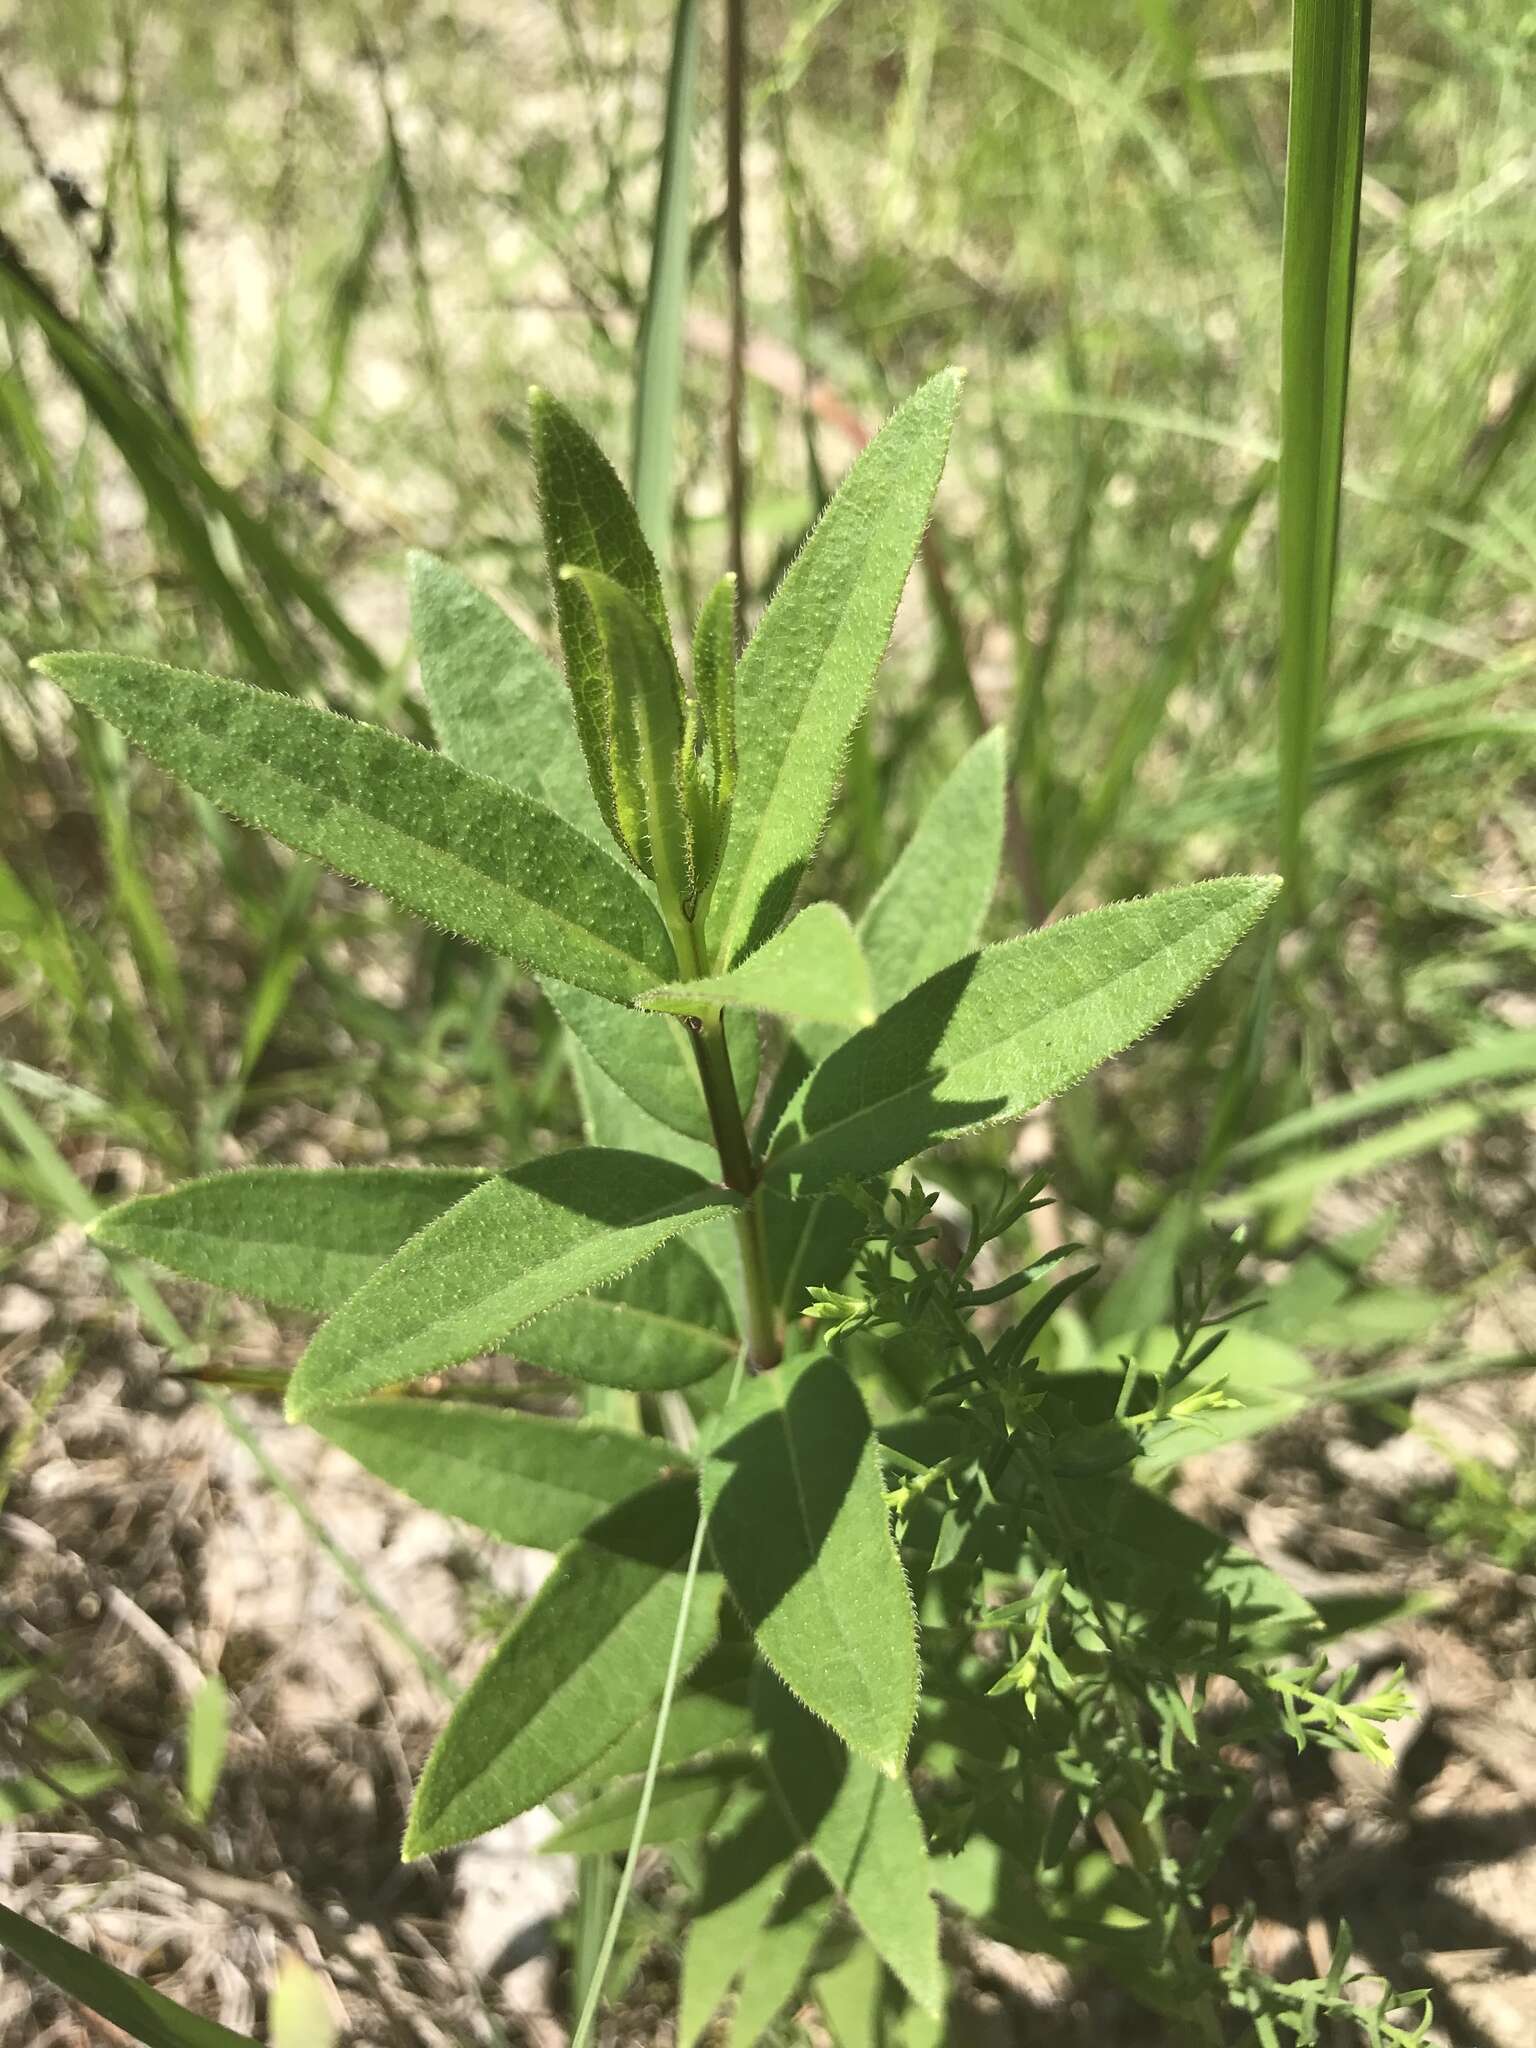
(640, 902), (878, 1030)
(36, 653), (675, 1004)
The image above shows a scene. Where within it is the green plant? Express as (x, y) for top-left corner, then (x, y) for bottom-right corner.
(2, 374), (1445, 2047)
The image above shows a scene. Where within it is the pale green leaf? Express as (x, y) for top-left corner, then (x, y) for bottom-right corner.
(285, 1151), (736, 1418)
(408, 550), (602, 836)
(314, 1401), (679, 1549)
(547, 1755), (753, 1856)
(757, 1675), (942, 2016)
(0, 1902), (259, 2048)
(0, 1760), (122, 1821)
(859, 727), (1005, 1009)
(404, 1475), (721, 1854)
(815, 1941), (882, 2048)
(699, 1353), (917, 1771)
(706, 370), (963, 967)
(37, 654), (674, 1005)
(92, 1167), (487, 1314)
(544, 973), (758, 1146)
(768, 877), (1280, 1191)
(268, 1956), (337, 2048)
(183, 1674), (229, 1822)
(678, 1800), (799, 2048)
(643, 903), (876, 1030)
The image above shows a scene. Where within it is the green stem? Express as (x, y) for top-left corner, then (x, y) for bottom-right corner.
(671, 911), (782, 1369)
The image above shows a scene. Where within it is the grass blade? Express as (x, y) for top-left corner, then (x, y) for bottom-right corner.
(1276, 0), (1372, 895)
(632, 0), (702, 564)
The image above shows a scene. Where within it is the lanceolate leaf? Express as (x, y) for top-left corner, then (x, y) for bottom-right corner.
(757, 1674), (942, 2016)
(286, 1151), (738, 1418)
(728, 1866), (835, 2046)
(700, 1353), (917, 1771)
(314, 1400), (680, 1549)
(706, 370), (963, 968)
(769, 877), (1280, 1191)
(409, 550), (602, 837)
(37, 654), (674, 1005)
(545, 975), (759, 1146)
(93, 1164), (736, 1390)
(859, 727), (1006, 1009)
(404, 1475), (722, 1854)
(0, 1901), (259, 2048)
(642, 903), (877, 1030)
(92, 1167), (487, 1314)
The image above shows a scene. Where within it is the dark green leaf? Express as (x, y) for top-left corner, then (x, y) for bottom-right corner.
(0, 1902), (259, 2048)
(404, 1475), (721, 1853)
(700, 1353), (917, 1771)
(547, 1755), (753, 1855)
(757, 1675), (942, 2016)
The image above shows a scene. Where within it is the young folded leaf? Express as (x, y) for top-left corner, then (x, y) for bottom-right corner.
(689, 571), (738, 892)
(756, 1671), (943, 2016)
(532, 386), (674, 852)
(706, 368), (963, 969)
(315, 1401), (681, 1550)
(285, 1149), (738, 1417)
(699, 1352), (918, 1772)
(408, 549), (603, 839)
(404, 1474), (722, 1854)
(768, 876), (1281, 1190)
(36, 654), (675, 1005)
(640, 902), (877, 1030)
(563, 565), (693, 905)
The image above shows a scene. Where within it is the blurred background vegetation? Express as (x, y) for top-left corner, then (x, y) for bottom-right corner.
(1, 2), (1533, 2043)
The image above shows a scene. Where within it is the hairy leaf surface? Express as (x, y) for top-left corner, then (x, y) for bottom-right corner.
(769, 878), (1279, 1190)
(404, 1475), (721, 1854)
(38, 654), (674, 1004)
(706, 370), (962, 967)
(700, 1353), (917, 1770)
(642, 903), (877, 1030)
(315, 1401), (679, 1549)
(286, 1151), (736, 1417)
